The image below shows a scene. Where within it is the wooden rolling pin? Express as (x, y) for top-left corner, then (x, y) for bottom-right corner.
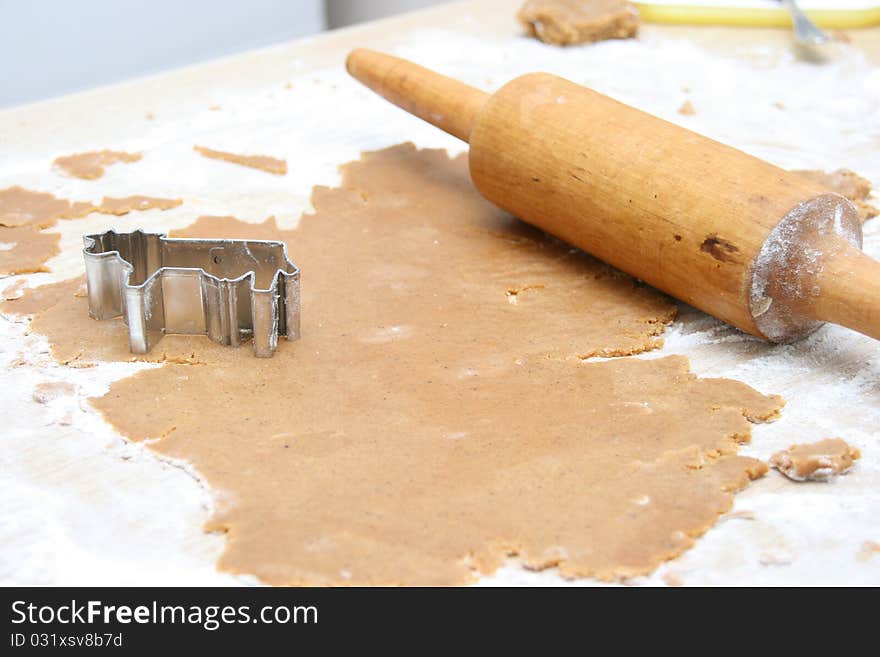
(346, 49), (880, 343)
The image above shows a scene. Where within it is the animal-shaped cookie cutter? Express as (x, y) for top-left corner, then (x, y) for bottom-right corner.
(83, 229), (300, 357)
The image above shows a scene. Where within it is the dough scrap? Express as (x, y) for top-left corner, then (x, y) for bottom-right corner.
(857, 541), (880, 562)
(3, 144), (785, 585)
(793, 168), (878, 223)
(678, 99), (696, 116)
(0, 186), (94, 229)
(53, 150), (142, 180)
(770, 438), (861, 482)
(0, 226), (60, 275)
(0, 188), (182, 275)
(95, 195), (183, 215)
(518, 0), (639, 46)
(194, 145), (288, 175)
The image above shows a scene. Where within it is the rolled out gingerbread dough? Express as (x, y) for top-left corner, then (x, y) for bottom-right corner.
(518, 0), (639, 46)
(0, 226), (60, 275)
(3, 144), (784, 584)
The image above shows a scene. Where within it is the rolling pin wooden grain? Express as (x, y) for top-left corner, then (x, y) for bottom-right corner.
(346, 49), (880, 343)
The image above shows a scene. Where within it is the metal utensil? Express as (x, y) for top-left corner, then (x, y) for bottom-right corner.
(83, 229), (301, 357)
(780, 0), (830, 45)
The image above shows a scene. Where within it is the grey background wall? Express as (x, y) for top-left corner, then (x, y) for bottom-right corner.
(0, 0), (447, 108)
(326, 0), (446, 28)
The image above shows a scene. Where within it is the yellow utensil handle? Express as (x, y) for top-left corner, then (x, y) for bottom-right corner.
(634, 3), (880, 28)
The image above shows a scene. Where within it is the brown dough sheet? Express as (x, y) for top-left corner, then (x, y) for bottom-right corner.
(794, 168), (878, 222)
(53, 150), (142, 179)
(518, 0), (639, 46)
(0, 226), (60, 275)
(194, 145), (288, 175)
(770, 438), (861, 482)
(3, 144), (784, 584)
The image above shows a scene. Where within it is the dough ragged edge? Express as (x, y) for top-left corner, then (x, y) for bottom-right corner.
(518, 0), (640, 46)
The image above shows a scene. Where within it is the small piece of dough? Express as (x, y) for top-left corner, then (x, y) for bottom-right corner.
(518, 0), (639, 46)
(678, 99), (696, 116)
(194, 145), (287, 175)
(794, 168), (878, 223)
(95, 196), (182, 215)
(770, 438), (861, 482)
(53, 150), (142, 180)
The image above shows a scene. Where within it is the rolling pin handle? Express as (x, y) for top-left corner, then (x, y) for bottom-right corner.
(346, 49), (488, 143)
(810, 243), (880, 342)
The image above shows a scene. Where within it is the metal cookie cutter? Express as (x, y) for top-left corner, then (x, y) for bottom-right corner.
(83, 229), (300, 357)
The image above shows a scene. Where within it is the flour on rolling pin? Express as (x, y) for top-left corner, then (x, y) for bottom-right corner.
(750, 194), (862, 341)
